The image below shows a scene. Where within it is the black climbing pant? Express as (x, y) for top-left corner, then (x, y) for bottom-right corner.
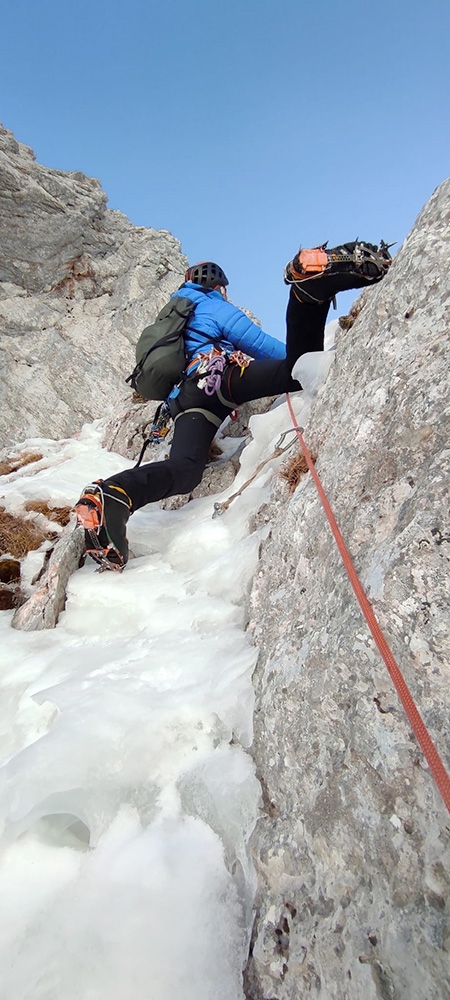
(105, 295), (330, 511)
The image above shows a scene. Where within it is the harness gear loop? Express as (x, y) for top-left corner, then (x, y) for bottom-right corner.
(134, 402), (172, 468)
(285, 392), (450, 814)
(188, 347), (253, 400)
(199, 352), (227, 396)
(186, 346), (223, 377)
(228, 350), (253, 375)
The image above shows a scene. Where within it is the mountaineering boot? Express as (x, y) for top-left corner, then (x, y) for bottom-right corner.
(74, 481), (132, 571)
(284, 240), (393, 304)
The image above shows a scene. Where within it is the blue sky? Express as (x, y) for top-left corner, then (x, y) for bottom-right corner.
(1, 0), (449, 337)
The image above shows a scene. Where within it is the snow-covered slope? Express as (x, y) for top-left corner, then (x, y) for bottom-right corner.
(0, 389), (314, 1000)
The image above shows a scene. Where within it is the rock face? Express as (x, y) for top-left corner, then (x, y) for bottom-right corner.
(245, 180), (450, 999)
(0, 124), (187, 446)
(11, 522), (85, 631)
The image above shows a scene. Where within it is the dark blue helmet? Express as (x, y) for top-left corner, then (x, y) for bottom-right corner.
(185, 261), (229, 289)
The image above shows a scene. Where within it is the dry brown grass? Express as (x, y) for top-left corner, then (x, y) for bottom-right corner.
(24, 500), (72, 526)
(0, 558), (21, 583)
(208, 441), (223, 462)
(0, 508), (46, 558)
(0, 583), (23, 611)
(279, 450), (316, 494)
(132, 390), (148, 404)
(0, 501), (73, 609)
(0, 452), (43, 476)
(0, 498), (73, 560)
(339, 296), (365, 332)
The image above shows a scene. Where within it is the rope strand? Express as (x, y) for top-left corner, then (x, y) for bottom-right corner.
(286, 393), (450, 813)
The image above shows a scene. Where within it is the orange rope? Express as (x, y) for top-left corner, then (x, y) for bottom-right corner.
(286, 393), (450, 813)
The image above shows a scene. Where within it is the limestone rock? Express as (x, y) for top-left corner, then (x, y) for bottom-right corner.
(0, 123), (187, 446)
(11, 522), (85, 630)
(101, 392), (162, 466)
(245, 180), (450, 999)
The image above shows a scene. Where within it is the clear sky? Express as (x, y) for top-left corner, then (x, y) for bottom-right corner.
(1, 0), (449, 337)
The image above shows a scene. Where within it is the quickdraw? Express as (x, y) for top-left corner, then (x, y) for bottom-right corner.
(192, 347), (253, 408)
(228, 350), (253, 376)
(134, 402), (172, 467)
(212, 427), (302, 517)
(193, 348), (253, 394)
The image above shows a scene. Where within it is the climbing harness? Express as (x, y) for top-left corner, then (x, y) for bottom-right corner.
(193, 348), (253, 397)
(284, 393), (450, 813)
(212, 427), (302, 517)
(133, 349), (252, 468)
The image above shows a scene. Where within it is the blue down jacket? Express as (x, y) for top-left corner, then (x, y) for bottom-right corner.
(172, 283), (286, 363)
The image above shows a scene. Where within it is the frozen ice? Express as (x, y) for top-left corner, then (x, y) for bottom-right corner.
(0, 367), (321, 998)
(292, 349), (335, 399)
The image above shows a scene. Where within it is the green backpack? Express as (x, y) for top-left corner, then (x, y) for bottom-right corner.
(126, 295), (200, 400)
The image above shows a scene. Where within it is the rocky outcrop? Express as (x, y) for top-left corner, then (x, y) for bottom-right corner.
(11, 521), (85, 631)
(245, 180), (450, 999)
(0, 124), (187, 446)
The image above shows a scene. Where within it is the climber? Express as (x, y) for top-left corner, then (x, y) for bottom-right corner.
(75, 242), (391, 569)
